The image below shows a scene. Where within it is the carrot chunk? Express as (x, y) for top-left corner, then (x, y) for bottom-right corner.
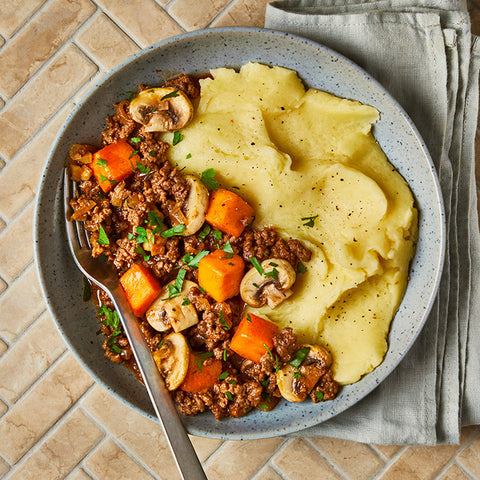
(120, 264), (162, 317)
(205, 188), (254, 237)
(91, 139), (139, 192)
(198, 249), (245, 302)
(230, 313), (279, 363)
(180, 352), (223, 393)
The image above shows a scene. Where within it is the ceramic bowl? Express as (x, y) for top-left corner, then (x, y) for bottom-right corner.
(34, 27), (445, 439)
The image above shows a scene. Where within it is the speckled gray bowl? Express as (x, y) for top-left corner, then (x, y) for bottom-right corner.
(34, 27), (445, 439)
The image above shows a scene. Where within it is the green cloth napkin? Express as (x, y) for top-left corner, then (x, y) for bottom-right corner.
(265, 0), (480, 444)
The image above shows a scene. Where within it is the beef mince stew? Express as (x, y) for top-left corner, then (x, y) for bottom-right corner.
(68, 73), (338, 420)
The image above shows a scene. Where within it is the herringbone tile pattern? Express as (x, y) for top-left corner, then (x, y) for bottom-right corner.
(0, 1), (479, 479)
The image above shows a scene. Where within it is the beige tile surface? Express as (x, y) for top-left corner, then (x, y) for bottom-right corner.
(0, 0), (95, 99)
(0, 1), (479, 480)
(76, 13), (139, 71)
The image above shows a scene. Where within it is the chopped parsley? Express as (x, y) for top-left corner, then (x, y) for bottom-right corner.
(99, 174), (116, 185)
(200, 168), (218, 190)
(246, 313), (252, 323)
(163, 269), (187, 300)
(126, 90), (137, 101)
(250, 257), (263, 275)
(264, 266), (279, 280)
(296, 261), (307, 274)
(294, 370), (302, 379)
(225, 391), (233, 401)
(134, 245), (150, 261)
(198, 224), (211, 241)
(172, 131), (184, 146)
(219, 371), (229, 381)
(183, 250), (209, 268)
(290, 347), (311, 368)
(186, 153), (192, 159)
(96, 157), (107, 167)
(219, 311), (230, 330)
(130, 137), (141, 144)
(129, 150), (139, 159)
(97, 224), (110, 245)
(161, 224), (186, 238)
(221, 241), (234, 258)
(301, 215), (319, 228)
(315, 391), (324, 402)
(136, 161), (150, 174)
(182, 297), (190, 306)
(161, 89), (180, 100)
(147, 211), (165, 234)
(194, 351), (214, 373)
(134, 226), (149, 243)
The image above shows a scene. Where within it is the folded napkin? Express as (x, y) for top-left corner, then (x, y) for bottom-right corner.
(265, 0), (480, 444)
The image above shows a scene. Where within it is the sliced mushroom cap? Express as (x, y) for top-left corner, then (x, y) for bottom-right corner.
(146, 280), (199, 333)
(152, 332), (189, 390)
(129, 87), (193, 132)
(169, 175), (209, 236)
(277, 344), (332, 402)
(240, 258), (296, 309)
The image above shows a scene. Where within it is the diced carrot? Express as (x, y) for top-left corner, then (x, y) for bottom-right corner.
(120, 264), (162, 317)
(91, 139), (140, 192)
(205, 188), (254, 237)
(180, 352), (223, 393)
(230, 313), (279, 363)
(198, 250), (245, 302)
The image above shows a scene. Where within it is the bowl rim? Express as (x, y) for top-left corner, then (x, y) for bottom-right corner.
(34, 26), (446, 439)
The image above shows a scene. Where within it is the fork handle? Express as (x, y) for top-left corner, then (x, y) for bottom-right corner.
(109, 284), (208, 480)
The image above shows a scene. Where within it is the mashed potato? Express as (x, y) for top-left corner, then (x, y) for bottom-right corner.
(165, 62), (418, 385)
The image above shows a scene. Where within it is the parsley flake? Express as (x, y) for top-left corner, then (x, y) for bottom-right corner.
(250, 257), (263, 275)
(96, 157), (107, 167)
(200, 168), (218, 190)
(219, 311), (230, 330)
(161, 224), (186, 238)
(97, 224), (110, 245)
(315, 391), (324, 402)
(161, 90), (180, 100)
(131, 137), (141, 144)
(198, 224), (211, 241)
(297, 261), (307, 274)
(290, 347), (311, 368)
(172, 131), (184, 146)
(136, 161), (150, 174)
(301, 215), (319, 228)
(219, 371), (229, 380)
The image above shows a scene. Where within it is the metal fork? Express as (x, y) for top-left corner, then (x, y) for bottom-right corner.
(63, 168), (208, 480)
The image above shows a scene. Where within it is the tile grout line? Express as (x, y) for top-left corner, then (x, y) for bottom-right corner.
(76, 409), (165, 480)
(0, 305), (50, 367)
(1, 380), (99, 478)
(0, 41), (99, 164)
(249, 436), (293, 480)
(90, 0), (186, 47)
(370, 445), (410, 480)
(0, 1), (99, 110)
(431, 428), (480, 480)
(0, 0), (53, 46)
(303, 436), (354, 480)
(85, 3), (145, 51)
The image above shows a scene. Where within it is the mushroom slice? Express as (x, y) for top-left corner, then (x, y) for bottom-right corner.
(146, 280), (199, 333)
(129, 87), (193, 132)
(277, 344), (332, 402)
(171, 175), (209, 236)
(152, 332), (189, 390)
(240, 258), (296, 309)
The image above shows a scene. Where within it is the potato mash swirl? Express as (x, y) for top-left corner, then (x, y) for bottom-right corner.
(166, 62), (418, 385)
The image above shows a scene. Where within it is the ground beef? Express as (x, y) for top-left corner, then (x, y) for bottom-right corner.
(273, 327), (298, 363)
(162, 73), (202, 99)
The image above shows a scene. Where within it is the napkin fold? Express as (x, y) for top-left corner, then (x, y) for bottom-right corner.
(265, 0), (480, 444)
